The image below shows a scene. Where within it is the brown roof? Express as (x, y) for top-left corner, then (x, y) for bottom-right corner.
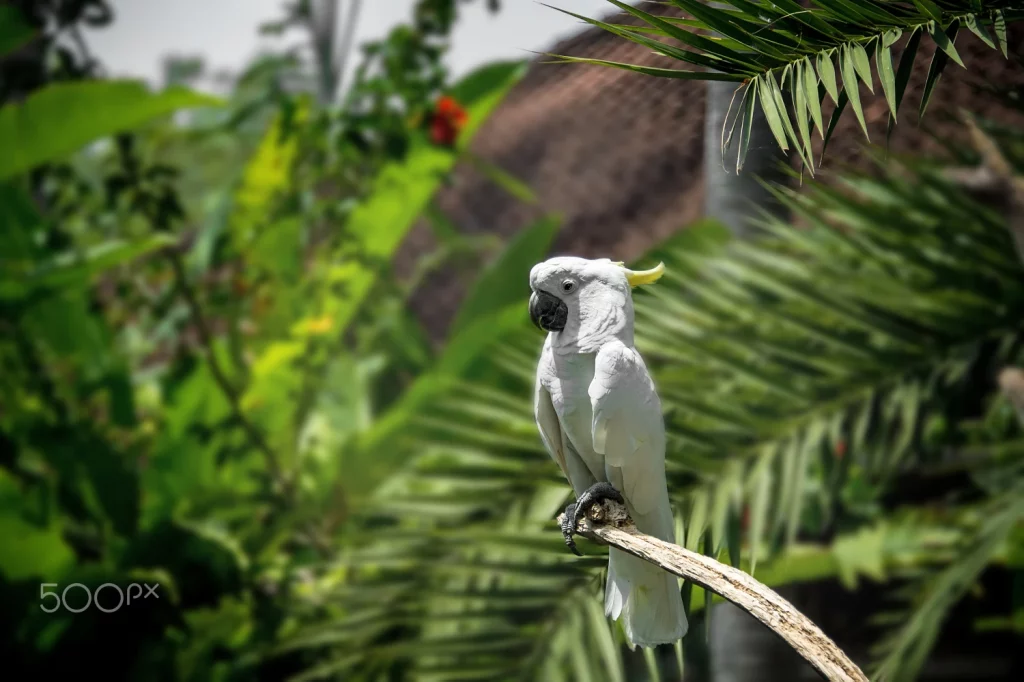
(395, 2), (1024, 343)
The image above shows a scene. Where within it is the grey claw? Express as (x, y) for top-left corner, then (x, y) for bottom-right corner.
(561, 502), (581, 556)
(572, 482), (624, 531)
(561, 483), (624, 556)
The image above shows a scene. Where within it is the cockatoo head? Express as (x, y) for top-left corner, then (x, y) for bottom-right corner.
(528, 257), (664, 349)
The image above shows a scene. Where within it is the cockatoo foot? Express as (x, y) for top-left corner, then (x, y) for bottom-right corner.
(560, 502), (582, 556)
(562, 482), (625, 556)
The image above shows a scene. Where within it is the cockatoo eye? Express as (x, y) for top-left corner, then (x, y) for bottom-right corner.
(561, 280), (576, 294)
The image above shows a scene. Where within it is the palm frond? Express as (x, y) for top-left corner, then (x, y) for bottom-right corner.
(636, 155), (1024, 568)
(548, 1), (1024, 171)
(278, 131), (1024, 679)
(870, 478), (1024, 682)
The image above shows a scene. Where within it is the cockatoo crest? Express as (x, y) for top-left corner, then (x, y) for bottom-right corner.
(528, 257), (664, 353)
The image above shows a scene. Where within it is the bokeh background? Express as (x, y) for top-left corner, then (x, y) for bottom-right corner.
(2, 1), (1024, 681)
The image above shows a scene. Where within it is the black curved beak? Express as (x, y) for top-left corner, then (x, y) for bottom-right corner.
(529, 290), (568, 332)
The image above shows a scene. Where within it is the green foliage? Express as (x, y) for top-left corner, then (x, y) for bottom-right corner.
(448, 214), (559, 335)
(0, 80), (222, 180)
(0, 5), (34, 57)
(277, 130), (1024, 679)
(4, 1), (1024, 680)
(0, 1), (531, 679)
(1, 232), (177, 301)
(556, 0), (1023, 171)
(328, 60), (527, 338)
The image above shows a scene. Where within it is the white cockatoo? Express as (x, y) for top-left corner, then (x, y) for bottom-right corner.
(529, 256), (688, 650)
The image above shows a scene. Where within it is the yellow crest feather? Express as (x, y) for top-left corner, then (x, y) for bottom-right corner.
(621, 261), (665, 287)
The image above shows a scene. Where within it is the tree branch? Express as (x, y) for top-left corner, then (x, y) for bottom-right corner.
(942, 116), (1024, 263)
(332, 0), (363, 103)
(166, 252), (290, 494)
(559, 499), (869, 682)
(998, 366), (1024, 427)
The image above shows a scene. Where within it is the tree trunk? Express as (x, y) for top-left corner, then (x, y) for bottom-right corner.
(309, 0), (339, 106)
(701, 78), (789, 240)
(697, 50), (794, 682)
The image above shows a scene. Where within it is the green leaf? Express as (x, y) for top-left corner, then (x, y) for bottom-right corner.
(840, 45), (869, 140)
(928, 18), (965, 68)
(544, 54), (744, 81)
(920, 22), (958, 118)
(0, 80), (223, 180)
(876, 42), (898, 121)
(813, 0), (873, 25)
(882, 29), (903, 49)
(757, 76), (790, 152)
(872, 489), (1024, 682)
(765, 0), (845, 39)
(749, 459), (772, 576)
(817, 52), (840, 105)
(821, 89), (849, 160)
(0, 181), (43, 261)
(851, 43), (874, 94)
(543, 4), (738, 72)
(328, 60), (526, 336)
(464, 153), (537, 204)
(39, 432), (140, 536)
(803, 57), (824, 138)
(667, 0), (789, 62)
(911, 0), (942, 23)
(449, 215), (560, 335)
(0, 471), (76, 581)
(602, 0), (758, 69)
(722, 83), (748, 160)
(792, 61), (814, 173)
(0, 5), (34, 57)
(643, 648), (663, 682)
(584, 598), (625, 682)
(965, 14), (995, 50)
(737, 83), (758, 172)
(891, 27), (923, 123)
(352, 302), (526, 483)
(685, 491), (709, 551)
(994, 10), (1008, 58)
(1, 234), (177, 300)
(449, 60), (530, 146)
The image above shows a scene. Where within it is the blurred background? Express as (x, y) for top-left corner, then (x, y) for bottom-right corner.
(2, 1), (1024, 681)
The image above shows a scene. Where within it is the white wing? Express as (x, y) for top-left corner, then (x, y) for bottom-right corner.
(535, 340), (570, 483)
(535, 371), (570, 483)
(535, 340), (598, 496)
(589, 340), (667, 517)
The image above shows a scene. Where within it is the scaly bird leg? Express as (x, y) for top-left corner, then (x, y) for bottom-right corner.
(562, 482), (625, 556)
(561, 502), (581, 556)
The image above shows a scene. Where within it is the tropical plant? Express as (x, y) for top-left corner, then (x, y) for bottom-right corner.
(0, 1), (534, 679)
(5, 2), (1024, 681)
(552, 0), (1022, 173)
(273, 116), (1024, 680)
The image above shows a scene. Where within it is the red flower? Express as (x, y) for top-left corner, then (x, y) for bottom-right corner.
(430, 117), (458, 146)
(428, 95), (468, 147)
(835, 439), (847, 459)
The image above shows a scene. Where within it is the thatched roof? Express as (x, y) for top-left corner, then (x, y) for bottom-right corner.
(396, 2), (1024, 343)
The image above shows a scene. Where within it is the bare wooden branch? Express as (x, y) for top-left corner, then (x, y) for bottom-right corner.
(998, 366), (1024, 427)
(942, 116), (1024, 262)
(559, 499), (869, 682)
(166, 252), (290, 495)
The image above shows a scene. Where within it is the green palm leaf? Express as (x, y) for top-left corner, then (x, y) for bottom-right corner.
(553, 1), (1024, 169)
(278, 121), (1024, 679)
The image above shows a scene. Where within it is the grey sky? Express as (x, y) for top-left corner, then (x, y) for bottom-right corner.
(84, 1), (627, 92)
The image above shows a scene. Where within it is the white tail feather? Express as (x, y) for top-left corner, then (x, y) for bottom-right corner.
(605, 548), (688, 649)
(603, 495), (688, 649)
